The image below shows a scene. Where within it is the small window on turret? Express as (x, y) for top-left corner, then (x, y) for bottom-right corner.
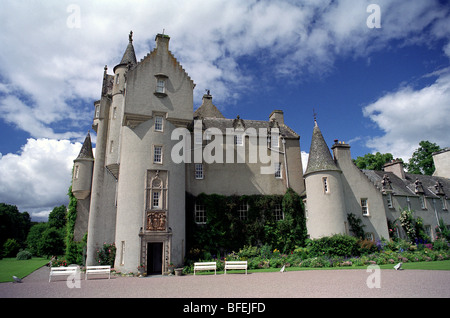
(74, 165), (79, 179)
(95, 105), (100, 118)
(116, 74), (120, 85)
(323, 177), (329, 193)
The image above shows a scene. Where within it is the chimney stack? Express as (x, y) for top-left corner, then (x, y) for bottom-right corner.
(384, 159), (406, 179)
(269, 110), (284, 125)
(155, 33), (170, 50)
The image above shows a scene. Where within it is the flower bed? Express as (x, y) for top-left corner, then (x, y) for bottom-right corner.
(183, 236), (450, 273)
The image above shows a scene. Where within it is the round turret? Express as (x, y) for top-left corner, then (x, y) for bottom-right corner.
(72, 132), (94, 200)
(304, 121), (347, 238)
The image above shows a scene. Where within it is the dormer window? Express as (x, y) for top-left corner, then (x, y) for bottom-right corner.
(156, 79), (165, 93)
(154, 73), (168, 97)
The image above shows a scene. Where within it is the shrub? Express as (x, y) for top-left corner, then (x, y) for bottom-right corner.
(2, 238), (21, 257)
(308, 234), (359, 258)
(433, 238), (449, 251)
(237, 245), (260, 259)
(95, 242), (116, 266)
(16, 250), (32, 260)
(51, 258), (68, 267)
(357, 239), (378, 255)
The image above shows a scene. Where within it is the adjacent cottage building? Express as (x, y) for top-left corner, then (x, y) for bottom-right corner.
(303, 121), (450, 242)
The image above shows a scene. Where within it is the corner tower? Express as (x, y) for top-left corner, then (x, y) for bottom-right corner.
(304, 120), (347, 238)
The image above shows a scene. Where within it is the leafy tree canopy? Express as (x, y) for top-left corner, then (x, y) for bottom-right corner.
(354, 152), (393, 171)
(48, 205), (67, 229)
(405, 140), (441, 175)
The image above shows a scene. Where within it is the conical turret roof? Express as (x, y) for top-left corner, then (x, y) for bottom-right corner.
(75, 132), (94, 160)
(304, 121), (340, 176)
(115, 31), (137, 71)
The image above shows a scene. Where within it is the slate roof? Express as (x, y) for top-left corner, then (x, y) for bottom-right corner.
(362, 169), (450, 198)
(304, 121), (340, 176)
(190, 117), (300, 140)
(115, 31), (137, 70)
(76, 132), (94, 160)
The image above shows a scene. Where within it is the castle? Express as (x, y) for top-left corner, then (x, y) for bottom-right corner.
(72, 32), (450, 274)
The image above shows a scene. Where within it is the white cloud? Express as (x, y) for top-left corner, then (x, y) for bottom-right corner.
(301, 151), (309, 173)
(0, 0), (449, 216)
(363, 70), (450, 160)
(0, 138), (82, 220)
(1, 0), (448, 139)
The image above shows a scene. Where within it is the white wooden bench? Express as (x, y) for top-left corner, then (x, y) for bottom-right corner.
(85, 265), (111, 280)
(49, 266), (78, 282)
(224, 261), (248, 274)
(194, 262), (217, 275)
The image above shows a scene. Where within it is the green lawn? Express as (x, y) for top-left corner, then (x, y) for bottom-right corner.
(0, 257), (49, 283)
(194, 260), (450, 275)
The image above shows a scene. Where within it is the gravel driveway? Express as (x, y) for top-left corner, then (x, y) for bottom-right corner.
(1, 265), (449, 299)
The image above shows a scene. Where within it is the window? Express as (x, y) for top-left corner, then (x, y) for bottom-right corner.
(424, 225), (432, 240)
(146, 171), (167, 212)
(154, 146), (162, 163)
(387, 193), (393, 209)
(74, 165), (79, 179)
(110, 140), (114, 153)
(195, 163), (203, 180)
(323, 177), (329, 193)
(420, 195), (427, 210)
(275, 162), (282, 178)
(271, 135), (279, 148)
(154, 116), (163, 131)
(195, 132), (203, 145)
(365, 232), (374, 241)
(234, 133), (243, 146)
(120, 241), (125, 266)
(112, 107), (117, 119)
(195, 204), (206, 224)
(361, 198), (369, 216)
(95, 105), (100, 118)
(274, 204), (283, 221)
(156, 79), (165, 93)
(238, 203), (248, 221)
(116, 74), (120, 85)
(441, 197), (448, 211)
(152, 191), (161, 209)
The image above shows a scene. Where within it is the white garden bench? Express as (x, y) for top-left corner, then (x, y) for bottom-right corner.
(224, 261), (247, 274)
(193, 262), (217, 275)
(85, 265), (111, 280)
(49, 266), (78, 282)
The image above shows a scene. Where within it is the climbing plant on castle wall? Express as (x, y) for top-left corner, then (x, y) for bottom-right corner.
(185, 188), (306, 259)
(65, 184), (86, 265)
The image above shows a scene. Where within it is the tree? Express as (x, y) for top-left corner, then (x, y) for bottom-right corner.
(405, 140), (441, 175)
(48, 205), (67, 229)
(39, 227), (65, 257)
(354, 152), (393, 171)
(0, 203), (31, 248)
(2, 238), (21, 257)
(26, 223), (48, 256)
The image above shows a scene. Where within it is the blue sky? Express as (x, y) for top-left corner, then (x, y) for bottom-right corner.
(0, 0), (449, 221)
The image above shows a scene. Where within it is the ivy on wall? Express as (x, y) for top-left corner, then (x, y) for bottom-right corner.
(185, 188), (306, 259)
(65, 185), (86, 264)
